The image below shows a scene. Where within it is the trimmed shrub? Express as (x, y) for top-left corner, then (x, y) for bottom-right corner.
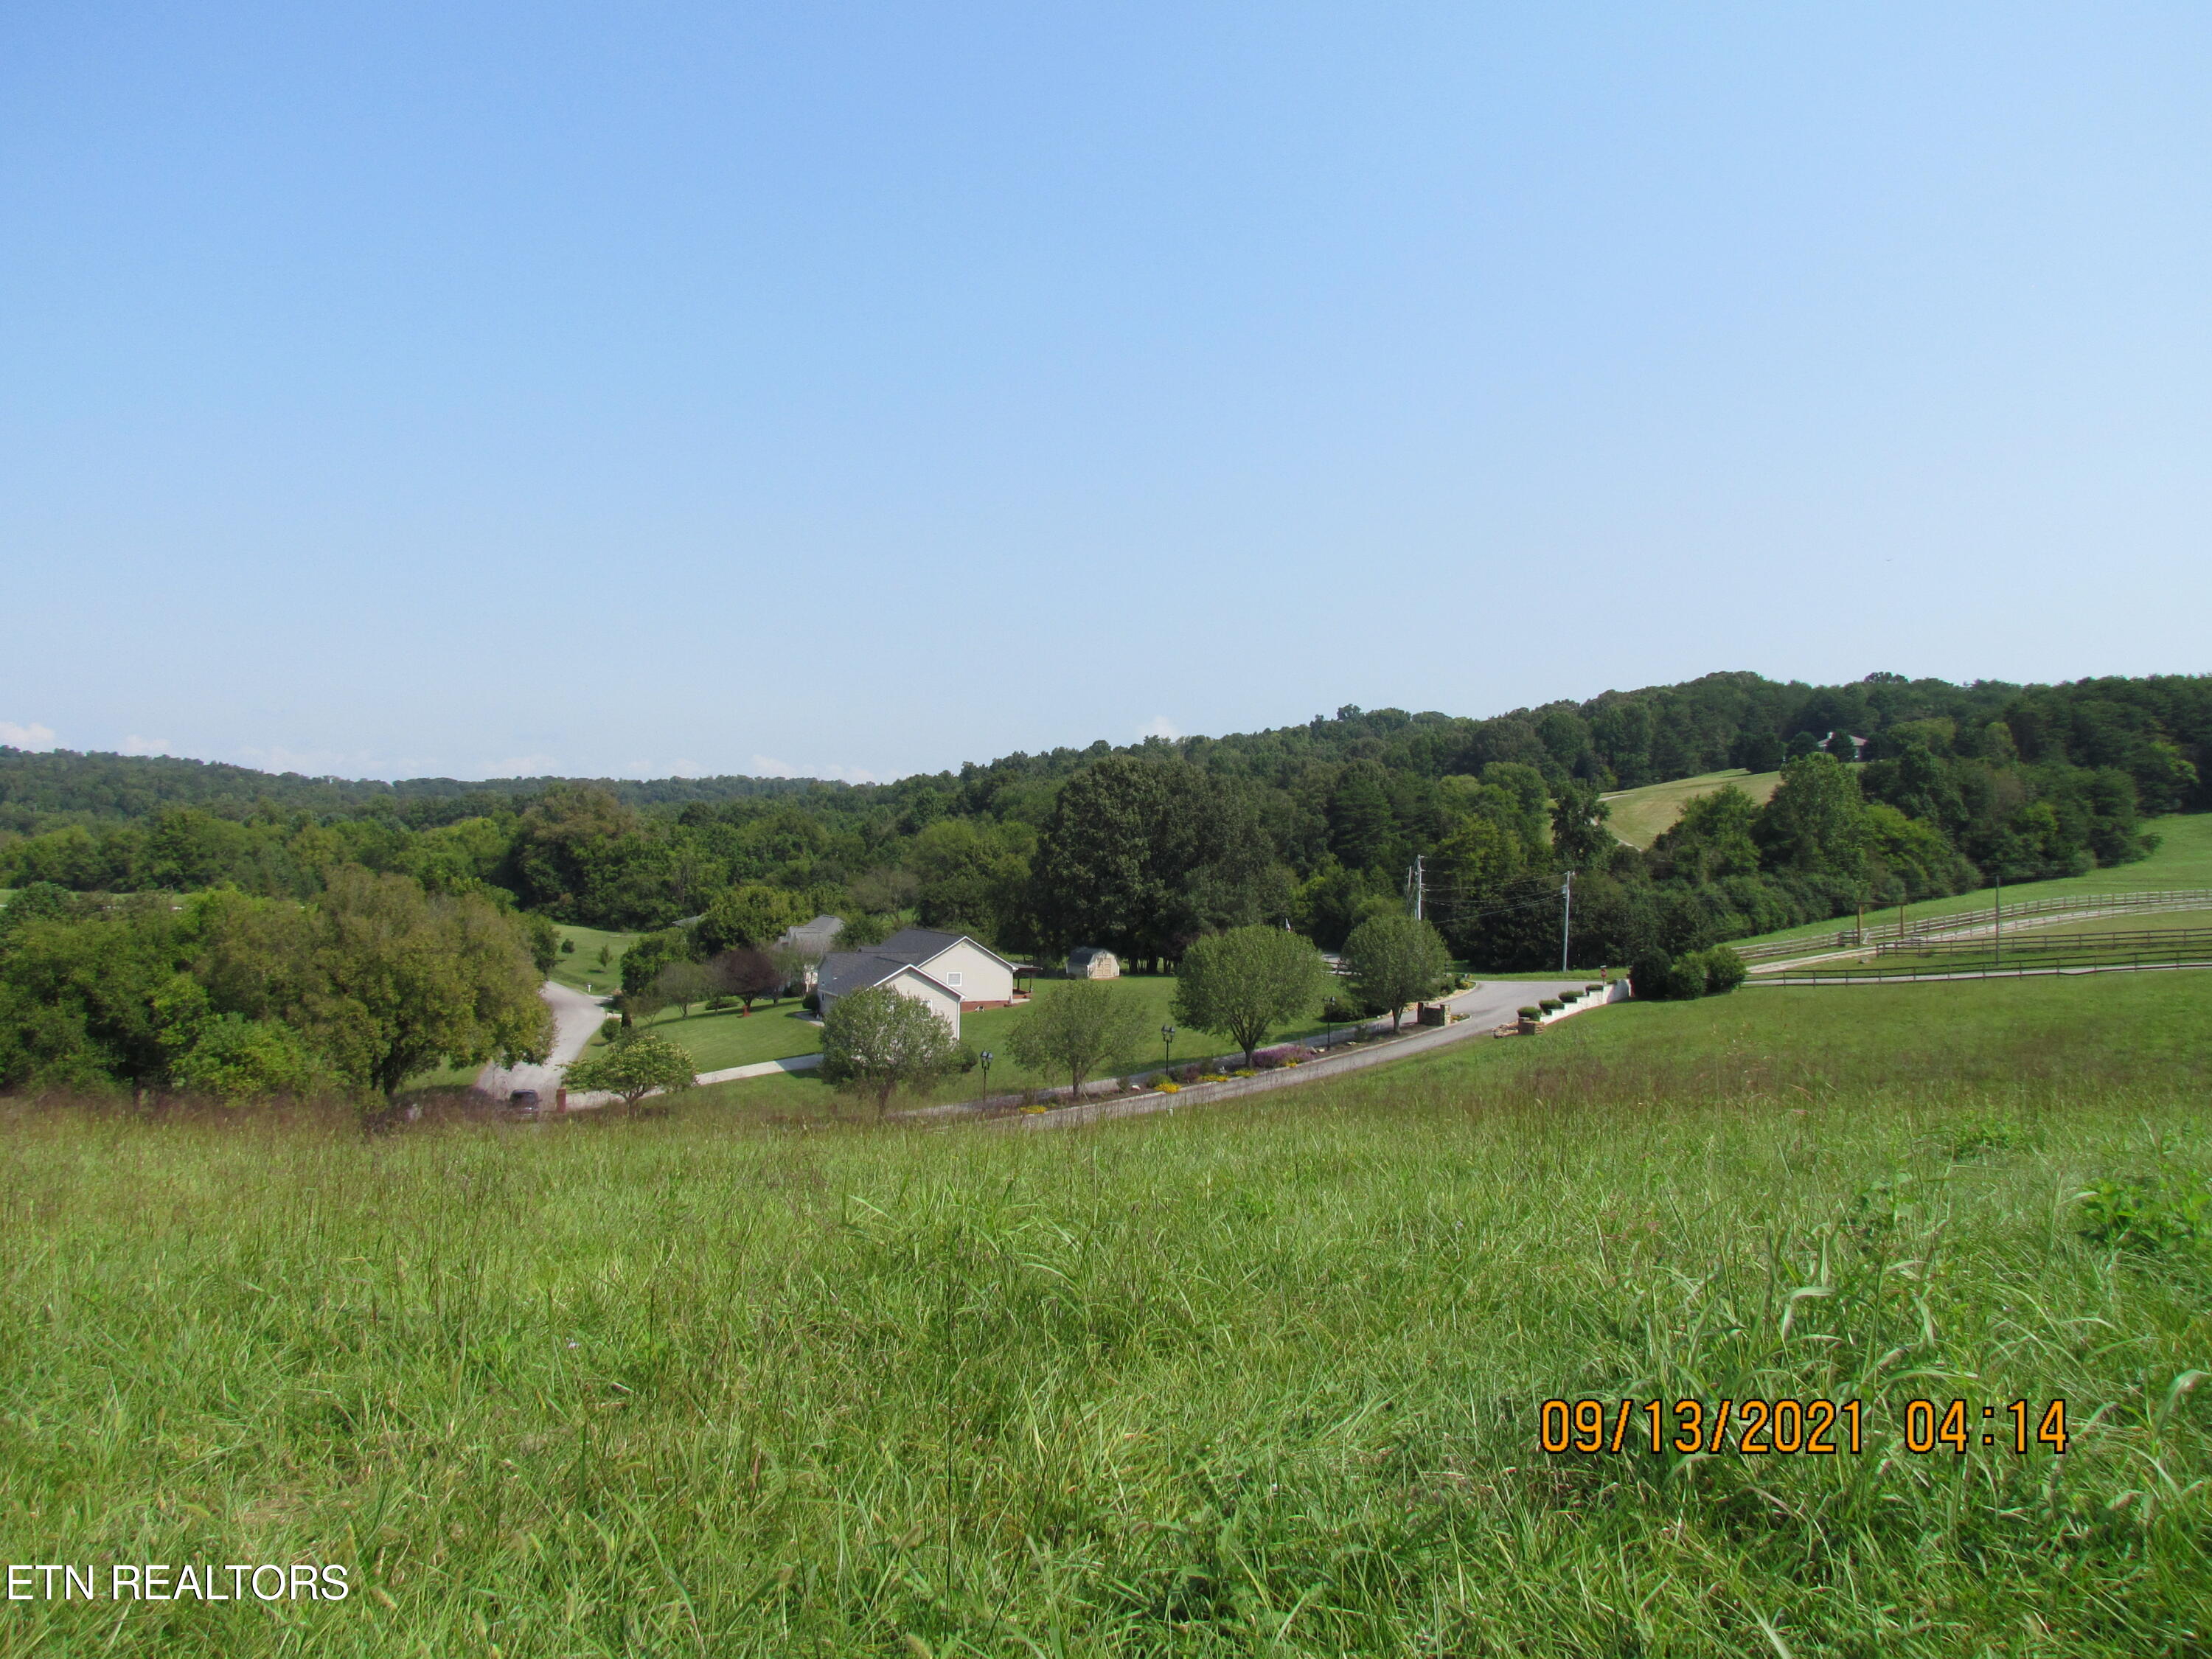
(1700, 946), (1747, 995)
(1539, 998), (1563, 1012)
(1517, 1006), (1540, 1020)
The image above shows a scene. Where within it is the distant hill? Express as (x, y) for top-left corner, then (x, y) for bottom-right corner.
(0, 748), (841, 832)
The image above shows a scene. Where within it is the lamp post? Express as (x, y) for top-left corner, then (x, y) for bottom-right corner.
(979, 1050), (994, 1102)
(1160, 1023), (1175, 1080)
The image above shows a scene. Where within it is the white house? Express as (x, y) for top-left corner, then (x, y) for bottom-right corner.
(813, 928), (1020, 1037)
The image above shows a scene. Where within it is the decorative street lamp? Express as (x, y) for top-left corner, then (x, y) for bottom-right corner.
(1160, 1023), (1175, 1079)
(979, 1050), (995, 1102)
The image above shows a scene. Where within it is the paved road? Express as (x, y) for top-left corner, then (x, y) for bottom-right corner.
(987, 975), (1608, 1133)
(476, 980), (608, 1100)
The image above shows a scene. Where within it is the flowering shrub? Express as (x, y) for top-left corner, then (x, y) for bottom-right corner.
(1157, 1081), (1180, 1094)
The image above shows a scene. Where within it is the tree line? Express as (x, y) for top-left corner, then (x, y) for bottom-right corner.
(3, 670), (2203, 976)
(0, 870), (551, 1102)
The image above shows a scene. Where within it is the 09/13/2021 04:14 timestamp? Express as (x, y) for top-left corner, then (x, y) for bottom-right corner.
(1539, 1398), (2070, 1457)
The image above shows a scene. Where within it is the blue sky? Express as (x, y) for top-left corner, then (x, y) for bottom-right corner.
(4, 3), (2208, 782)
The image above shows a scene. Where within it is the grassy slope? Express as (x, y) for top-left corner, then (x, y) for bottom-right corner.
(1603, 767), (1782, 849)
(4, 974), (2205, 1656)
(1728, 810), (2212, 951)
(548, 924), (636, 995)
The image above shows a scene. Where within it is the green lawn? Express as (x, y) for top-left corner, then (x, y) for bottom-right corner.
(623, 973), (1383, 1093)
(3, 970), (2205, 1655)
(548, 923), (637, 995)
(607, 998), (826, 1073)
(1602, 767), (1782, 848)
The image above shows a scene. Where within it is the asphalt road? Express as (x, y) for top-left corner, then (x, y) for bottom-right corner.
(476, 980), (608, 1101)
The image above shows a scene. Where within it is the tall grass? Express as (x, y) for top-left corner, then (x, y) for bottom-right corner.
(1, 977), (2207, 1656)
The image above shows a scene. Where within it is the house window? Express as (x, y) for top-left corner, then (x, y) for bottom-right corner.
(946, 972), (963, 987)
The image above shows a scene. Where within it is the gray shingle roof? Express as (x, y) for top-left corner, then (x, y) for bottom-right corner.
(815, 950), (914, 1001)
(876, 926), (964, 959)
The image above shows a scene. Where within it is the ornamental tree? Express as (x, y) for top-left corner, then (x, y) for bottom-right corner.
(564, 1029), (696, 1115)
(1172, 925), (1332, 1068)
(712, 946), (785, 1013)
(1007, 980), (1150, 1100)
(1341, 914), (1451, 1032)
(818, 984), (962, 1116)
(653, 960), (717, 1018)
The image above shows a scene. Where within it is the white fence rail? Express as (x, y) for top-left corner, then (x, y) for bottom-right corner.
(1728, 889), (2212, 963)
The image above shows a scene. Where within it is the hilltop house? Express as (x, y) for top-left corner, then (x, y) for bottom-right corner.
(814, 928), (1020, 1037)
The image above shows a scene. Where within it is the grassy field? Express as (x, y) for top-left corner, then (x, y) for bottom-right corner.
(1728, 810), (2212, 953)
(1602, 767), (1782, 849)
(2, 973), (2206, 1655)
(549, 925), (636, 996)
(608, 998), (825, 1073)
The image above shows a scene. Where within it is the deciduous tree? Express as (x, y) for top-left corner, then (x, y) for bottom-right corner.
(712, 947), (784, 1013)
(653, 960), (717, 1018)
(299, 867), (552, 1099)
(698, 884), (806, 954)
(1342, 914), (1451, 1032)
(818, 985), (961, 1116)
(564, 1029), (695, 1115)
(1172, 925), (1331, 1068)
(1548, 782), (1614, 869)
(1007, 981), (1150, 1099)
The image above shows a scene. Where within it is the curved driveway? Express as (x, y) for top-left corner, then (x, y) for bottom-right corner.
(476, 980), (608, 1100)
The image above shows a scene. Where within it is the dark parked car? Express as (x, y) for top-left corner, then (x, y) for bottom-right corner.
(507, 1089), (541, 1109)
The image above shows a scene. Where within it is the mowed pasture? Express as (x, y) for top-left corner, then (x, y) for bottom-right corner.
(1600, 767), (1783, 849)
(1726, 810), (2212, 955)
(4, 975), (2206, 1656)
(547, 925), (634, 995)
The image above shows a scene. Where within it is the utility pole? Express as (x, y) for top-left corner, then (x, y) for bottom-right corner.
(1560, 871), (1574, 975)
(1992, 870), (2002, 965)
(1411, 854), (1424, 922)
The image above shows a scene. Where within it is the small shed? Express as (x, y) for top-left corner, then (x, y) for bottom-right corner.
(1066, 946), (1121, 980)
